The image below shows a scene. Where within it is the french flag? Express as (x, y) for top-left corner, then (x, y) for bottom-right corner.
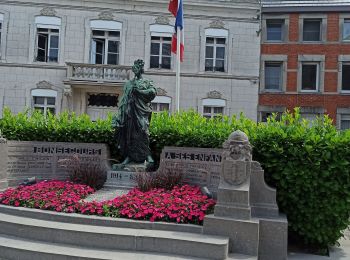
(168, 0), (184, 62)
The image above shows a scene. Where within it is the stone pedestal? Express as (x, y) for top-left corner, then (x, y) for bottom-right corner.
(104, 163), (146, 189)
(203, 131), (287, 260)
(0, 138), (8, 190)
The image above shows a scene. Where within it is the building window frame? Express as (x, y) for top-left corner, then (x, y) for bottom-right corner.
(258, 106), (285, 123)
(33, 16), (63, 64)
(205, 36), (226, 72)
(299, 14), (327, 43)
(147, 24), (174, 70)
(35, 28), (60, 63)
(300, 107), (324, 120)
(83, 19), (125, 65)
(151, 96), (171, 113)
(337, 108), (350, 130)
(298, 55), (325, 93)
(90, 30), (120, 65)
(260, 55), (287, 93)
(200, 28), (229, 73)
(338, 55), (350, 93)
(201, 98), (226, 119)
(340, 15), (350, 43)
(31, 89), (57, 116)
(150, 36), (172, 70)
(262, 14), (289, 43)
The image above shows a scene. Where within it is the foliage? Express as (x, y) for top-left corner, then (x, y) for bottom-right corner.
(135, 164), (184, 192)
(58, 155), (107, 190)
(0, 180), (94, 212)
(1, 108), (350, 248)
(0, 181), (215, 225)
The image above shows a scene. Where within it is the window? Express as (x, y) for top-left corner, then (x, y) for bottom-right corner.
(260, 112), (281, 123)
(33, 96), (56, 115)
(265, 62), (283, 91)
(340, 114), (350, 130)
(301, 63), (319, 91)
(152, 103), (170, 112)
(35, 28), (59, 62)
(205, 37), (226, 72)
(90, 30), (120, 65)
(343, 19), (350, 41)
(342, 64), (350, 91)
(150, 36), (171, 69)
(301, 113), (319, 121)
(31, 89), (57, 116)
(203, 106), (224, 119)
(303, 19), (321, 42)
(266, 19), (284, 41)
(152, 96), (171, 113)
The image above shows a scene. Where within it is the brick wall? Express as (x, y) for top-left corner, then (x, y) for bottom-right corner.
(261, 12), (350, 125)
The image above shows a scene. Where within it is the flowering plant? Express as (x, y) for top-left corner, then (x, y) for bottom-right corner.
(0, 181), (216, 225)
(0, 180), (94, 213)
(81, 185), (216, 224)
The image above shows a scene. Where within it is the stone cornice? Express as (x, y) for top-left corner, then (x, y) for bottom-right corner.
(0, 0), (260, 23)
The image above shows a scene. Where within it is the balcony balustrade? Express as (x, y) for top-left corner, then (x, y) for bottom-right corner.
(67, 63), (133, 83)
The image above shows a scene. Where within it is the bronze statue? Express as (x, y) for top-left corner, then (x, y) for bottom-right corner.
(112, 59), (156, 168)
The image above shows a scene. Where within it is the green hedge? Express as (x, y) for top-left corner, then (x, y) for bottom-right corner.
(1, 107), (350, 250)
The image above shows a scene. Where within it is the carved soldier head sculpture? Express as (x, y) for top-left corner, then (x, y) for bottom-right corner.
(221, 130), (252, 186)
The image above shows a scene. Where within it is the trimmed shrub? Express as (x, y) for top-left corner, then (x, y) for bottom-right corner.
(1, 107), (350, 249)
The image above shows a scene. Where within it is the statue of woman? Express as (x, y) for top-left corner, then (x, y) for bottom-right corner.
(112, 59), (156, 168)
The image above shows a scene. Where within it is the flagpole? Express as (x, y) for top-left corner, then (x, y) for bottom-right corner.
(176, 26), (181, 113)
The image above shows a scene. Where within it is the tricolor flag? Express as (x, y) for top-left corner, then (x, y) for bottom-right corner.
(168, 0), (184, 62)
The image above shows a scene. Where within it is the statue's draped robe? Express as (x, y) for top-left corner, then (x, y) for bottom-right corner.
(112, 78), (156, 163)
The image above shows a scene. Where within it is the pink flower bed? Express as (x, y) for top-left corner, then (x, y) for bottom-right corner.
(0, 180), (94, 213)
(81, 185), (216, 224)
(0, 181), (216, 225)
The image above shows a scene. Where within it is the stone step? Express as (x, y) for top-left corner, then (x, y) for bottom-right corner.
(0, 211), (229, 260)
(0, 234), (257, 260)
(0, 234), (204, 260)
(0, 205), (202, 234)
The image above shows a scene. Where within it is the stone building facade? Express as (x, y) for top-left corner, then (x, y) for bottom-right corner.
(0, 0), (260, 121)
(260, 0), (350, 129)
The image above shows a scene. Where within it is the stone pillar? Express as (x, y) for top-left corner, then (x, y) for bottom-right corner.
(0, 137), (8, 190)
(62, 85), (73, 112)
(203, 130), (288, 260)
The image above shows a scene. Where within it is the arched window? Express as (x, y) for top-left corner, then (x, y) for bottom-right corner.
(90, 20), (122, 65)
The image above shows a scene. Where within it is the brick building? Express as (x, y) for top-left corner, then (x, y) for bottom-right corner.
(260, 0), (350, 129)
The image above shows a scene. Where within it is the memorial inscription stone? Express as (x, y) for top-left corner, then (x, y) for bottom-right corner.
(6, 141), (109, 186)
(159, 147), (223, 194)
